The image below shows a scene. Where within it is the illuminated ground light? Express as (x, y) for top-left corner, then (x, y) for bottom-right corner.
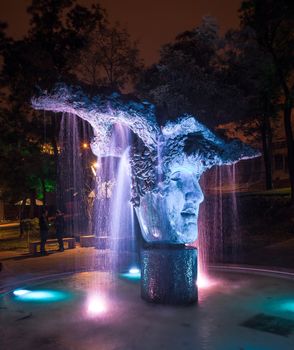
(120, 267), (141, 281)
(280, 301), (294, 313)
(13, 289), (30, 296)
(87, 294), (107, 316)
(13, 289), (69, 302)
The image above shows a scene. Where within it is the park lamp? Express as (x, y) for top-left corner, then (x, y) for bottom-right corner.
(82, 142), (89, 150)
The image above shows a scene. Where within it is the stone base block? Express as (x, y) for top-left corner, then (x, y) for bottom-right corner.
(141, 245), (197, 305)
(80, 235), (95, 247)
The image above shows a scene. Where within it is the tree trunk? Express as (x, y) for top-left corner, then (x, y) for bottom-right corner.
(283, 99), (294, 204)
(29, 190), (36, 219)
(260, 115), (273, 190)
(41, 177), (47, 207)
(50, 113), (60, 209)
(19, 196), (27, 238)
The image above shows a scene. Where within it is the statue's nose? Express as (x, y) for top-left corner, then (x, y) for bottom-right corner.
(184, 182), (204, 203)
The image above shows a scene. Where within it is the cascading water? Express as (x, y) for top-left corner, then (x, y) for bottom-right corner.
(94, 124), (137, 272)
(110, 147), (136, 271)
(198, 163), (240, 283)
(58, 113), (93, 237)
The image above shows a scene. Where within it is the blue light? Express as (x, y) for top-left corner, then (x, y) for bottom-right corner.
(13, 289), (30, 296)
(13, 289), (69, 302)
(129, 267), (140, 275)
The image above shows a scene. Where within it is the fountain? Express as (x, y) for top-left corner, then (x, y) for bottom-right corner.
(1, 85), (294, 350)
(31, 84), (259, 305)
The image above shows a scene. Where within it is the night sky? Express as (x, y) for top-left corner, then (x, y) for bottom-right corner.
(0, 0), (241, 64)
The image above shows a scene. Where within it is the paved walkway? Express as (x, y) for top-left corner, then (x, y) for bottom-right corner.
(0, 222), (19, 229)
(1, 238), (294, 292)
(0, 247), (107, 292)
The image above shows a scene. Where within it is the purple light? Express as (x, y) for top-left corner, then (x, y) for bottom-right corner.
(87, 294), (107, 316)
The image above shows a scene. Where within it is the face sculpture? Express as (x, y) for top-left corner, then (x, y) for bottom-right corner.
(135, 166), (204, 244)
(31, 86), (260, 247)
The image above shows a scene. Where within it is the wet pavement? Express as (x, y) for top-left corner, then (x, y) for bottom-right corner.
(1, 269), (294, 350)
(1, 242), (294, 350)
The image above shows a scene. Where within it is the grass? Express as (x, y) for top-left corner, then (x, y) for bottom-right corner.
(0, 230), (40, 252)
(0, 238), (29, 252)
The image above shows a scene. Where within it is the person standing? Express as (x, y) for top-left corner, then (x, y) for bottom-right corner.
(39, 207), (49, 256)
(55, 210), (65, 252)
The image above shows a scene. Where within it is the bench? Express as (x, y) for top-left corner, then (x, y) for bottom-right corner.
(29, 237), (76, 255)
(80, 235), (96, 247)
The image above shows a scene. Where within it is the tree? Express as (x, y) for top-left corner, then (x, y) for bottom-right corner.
(0, 1), (106, 212)
(76, 23), (143, 91)
(0, 105), (55, 216)
(222, 28), (280, 189)
(239, 0), (294, 202)
(137, 17), (246, 127)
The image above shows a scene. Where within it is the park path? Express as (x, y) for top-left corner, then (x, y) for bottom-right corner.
(0, 247), (106, 293)
(1, 238), (294, 293)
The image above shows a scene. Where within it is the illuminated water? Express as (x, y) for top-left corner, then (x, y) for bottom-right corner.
(94, 124), (137, 271)
(198, 163), (240, 280)
(110, 146), (136, 271)
(58, 113), (93, 236)
(1, 269), (294, 350)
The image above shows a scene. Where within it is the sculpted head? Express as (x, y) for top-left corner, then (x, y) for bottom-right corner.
(135, 159), (204, 244)
(31, 86), (260, 245)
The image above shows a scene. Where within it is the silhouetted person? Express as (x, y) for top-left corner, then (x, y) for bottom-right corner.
(55, 210), (65, 252)
(39, 207), (49, 256)
(19, 211), (25, 239)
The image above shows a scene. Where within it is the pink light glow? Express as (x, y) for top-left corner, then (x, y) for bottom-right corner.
(197, 273), (216, 289)
(87, 294), (107, 316)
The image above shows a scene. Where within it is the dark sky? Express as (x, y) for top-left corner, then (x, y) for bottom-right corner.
(0, 0), (241, 64)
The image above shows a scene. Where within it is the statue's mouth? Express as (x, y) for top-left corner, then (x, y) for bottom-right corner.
(181, 207), (196, 217)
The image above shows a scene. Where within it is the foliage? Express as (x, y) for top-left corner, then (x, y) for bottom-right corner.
(0, 0), (140, 209)
(77, 23), (143, 90)
(220, 27), (282, 189)
(137, 17), (244, 126)
(0, 0), (105, 206)
(0, 107), (55, 202)
(239, 0), (294, 201)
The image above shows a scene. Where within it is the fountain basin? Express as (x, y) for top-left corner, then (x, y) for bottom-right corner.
(1, 267), (294, 350)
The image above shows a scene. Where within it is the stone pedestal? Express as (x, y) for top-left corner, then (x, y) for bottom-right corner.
(80, 235), (96, 247)
(141, 245), (197, 305)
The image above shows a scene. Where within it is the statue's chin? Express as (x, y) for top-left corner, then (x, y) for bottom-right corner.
(140, 222), (198, 245)
(173, 223), (198, 244)
(135, 195), (198, 244)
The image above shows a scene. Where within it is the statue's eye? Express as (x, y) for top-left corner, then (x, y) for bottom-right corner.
(170, 171), (181, 181)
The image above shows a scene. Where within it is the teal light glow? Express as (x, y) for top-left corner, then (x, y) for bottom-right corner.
(120, 267), (141, 281)
(129, 267), (140, 275)
(280, 301), (294, 313)
(13, 289), (30, 296)
(13, 290), (69, 303)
